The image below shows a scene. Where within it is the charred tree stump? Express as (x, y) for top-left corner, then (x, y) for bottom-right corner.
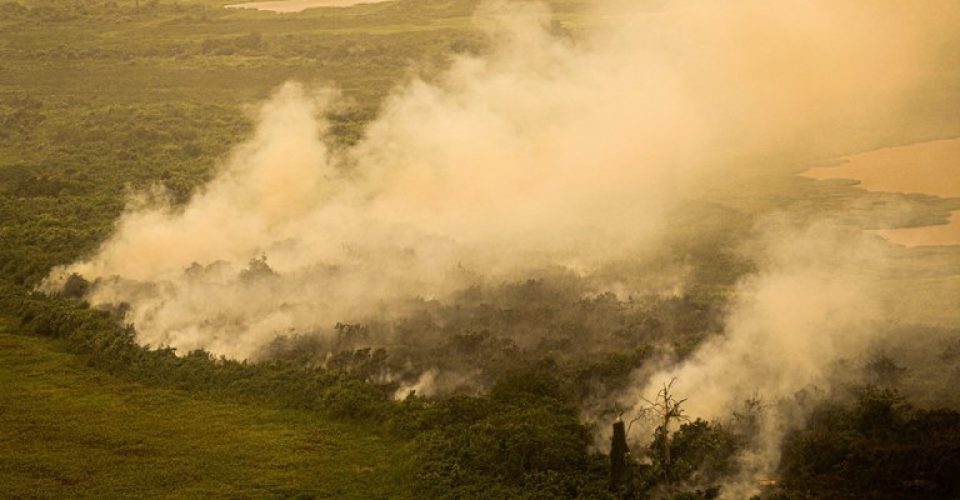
(609, 419), (631, 492)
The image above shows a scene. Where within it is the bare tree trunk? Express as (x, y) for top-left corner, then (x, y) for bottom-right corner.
(609, 419), (630, 491)
(662, 411), (671, 477)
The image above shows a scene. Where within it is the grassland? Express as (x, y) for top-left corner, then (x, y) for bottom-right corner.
(0, 317), (414, 498)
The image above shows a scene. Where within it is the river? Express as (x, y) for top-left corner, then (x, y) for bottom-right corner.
(804, 137), (960, 246)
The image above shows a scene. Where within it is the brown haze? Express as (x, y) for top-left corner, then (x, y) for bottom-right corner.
(43, 1), (960, 494)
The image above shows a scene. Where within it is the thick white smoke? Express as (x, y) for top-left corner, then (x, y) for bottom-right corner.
(39, 1), (960, 491)
(44, 0), (957, 422)
(621, 220), (891, 496)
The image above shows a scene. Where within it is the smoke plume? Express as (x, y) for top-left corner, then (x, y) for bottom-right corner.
(44, 1), (959, 483)
(46, 0), (954, 356)
(619, 220), (892, 494)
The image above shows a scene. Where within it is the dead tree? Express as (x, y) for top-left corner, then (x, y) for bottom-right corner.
(609, 416), (630, 491)
(637, 378), (689, 482)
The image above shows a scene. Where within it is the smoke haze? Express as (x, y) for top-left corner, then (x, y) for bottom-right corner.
(43, 1), (960, 487)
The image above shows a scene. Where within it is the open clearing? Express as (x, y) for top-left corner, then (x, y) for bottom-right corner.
(0, 318), (413, 499)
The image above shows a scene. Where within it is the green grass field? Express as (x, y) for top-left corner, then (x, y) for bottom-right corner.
(0, 317), (414, 499)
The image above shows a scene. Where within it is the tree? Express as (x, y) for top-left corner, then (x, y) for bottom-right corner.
(865, 353), (906, 387)
(61, 273), (90, 299)
(238, 255), (276, 282)
(637, 378), (689, 482)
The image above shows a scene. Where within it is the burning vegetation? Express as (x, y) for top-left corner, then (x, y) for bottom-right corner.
(2, 0), (960, 497)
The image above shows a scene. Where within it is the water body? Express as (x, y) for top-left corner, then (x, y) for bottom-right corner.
(225, 0), (388, 13)
(804, 137), (960, 246)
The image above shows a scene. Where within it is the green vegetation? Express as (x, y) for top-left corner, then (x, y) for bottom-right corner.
(1, 0), (578, 286)
(780, 386), (960, 499)
(0, 317), (414, 498)
(0, 281), (708, 497)
(2, 0), (960, 498)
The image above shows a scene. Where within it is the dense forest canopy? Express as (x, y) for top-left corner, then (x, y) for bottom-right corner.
(2, 0), (959, 497)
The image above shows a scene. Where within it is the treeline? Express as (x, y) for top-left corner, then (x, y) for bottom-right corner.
(6, 276), (960, 498)
(0, 275), (751, 497)
(0, 281), (608, 496)
(264, 276), (726, 400)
